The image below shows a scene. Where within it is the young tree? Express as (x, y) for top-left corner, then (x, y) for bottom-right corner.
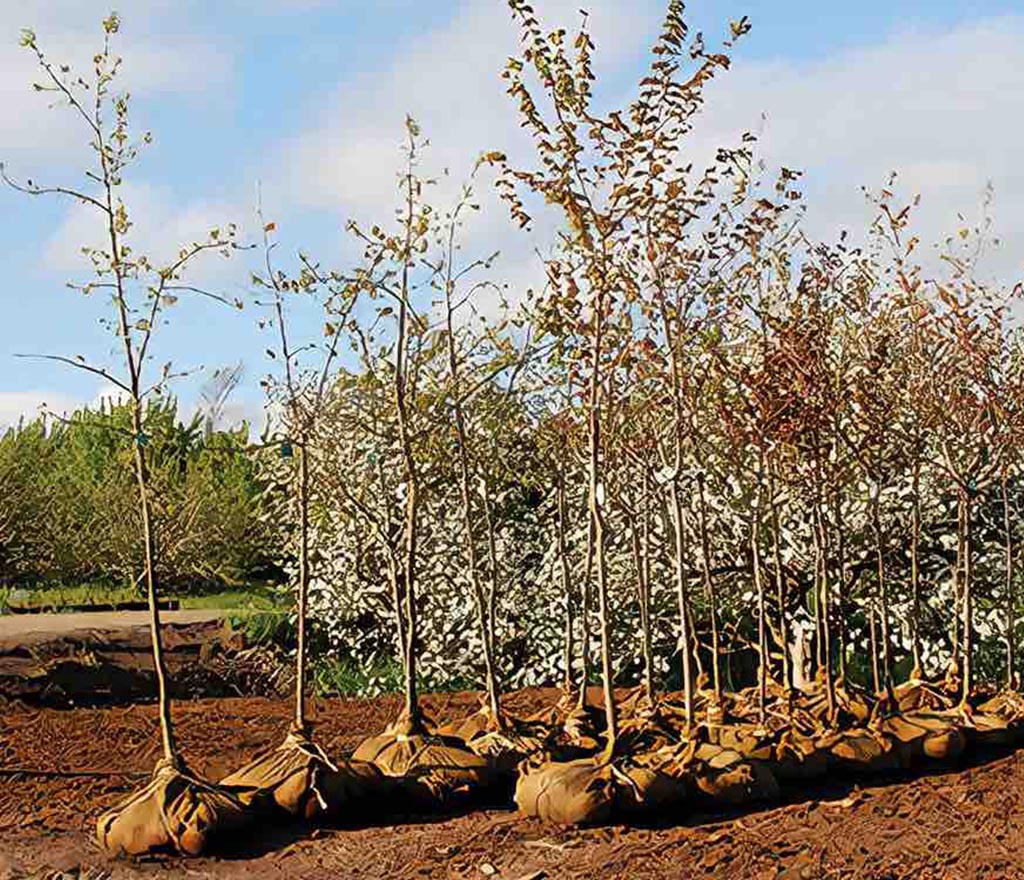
(920, 213), (1023, 705)
(220, 211), (370, 819)
(494, 0), (752, 742)
(6, 17), (248, 855)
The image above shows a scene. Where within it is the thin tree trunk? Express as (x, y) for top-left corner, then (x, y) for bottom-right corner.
(752, 458), (768, 725)
(952, 496), (965, 673)
(696, 477), (722, 703)
(394, 145), (422, 731)
(401, 493), (420, 726)
(132, 424), (176, 764)
(480, 478), (503, 721)
(1004, 471), (1015, 689)
(577, 510), (594, 710)
(669, 481), (695, 730)
(294, 440), (310, 728)
(814, 499), (836, 718)
(812, 504), (824, 676)
(869, 606), (880, 694)
(833, 489), (848, 680)
(769, 467), (790, 694)
(629, 468), (654, 702)
(556, 473), (575, 695)
(871, 487), (893, 689)
(961, 490), (974, 706)
(106, 125), (176, 765)
(910, 453), (923, 674)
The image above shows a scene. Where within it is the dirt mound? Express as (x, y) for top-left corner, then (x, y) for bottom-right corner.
(0, 621), (292, 707)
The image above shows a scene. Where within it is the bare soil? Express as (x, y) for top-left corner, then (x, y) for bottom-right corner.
(2, 624), (1024, 879)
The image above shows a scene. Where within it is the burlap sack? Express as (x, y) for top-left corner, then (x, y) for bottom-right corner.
(799, 680), (871, 726)
(872, 711), (963, 766)
(438, 707), (495, 742)
(969, 711), (1014, 747)
(616, 710), (680, 755)
(514, 758), (615, 825)
(892, 679), (956, 713)
(772, 730), (830, 782)
(686, 744), (780, 806)
(977, 691), (1024, 733)
(221, 726), (383, 820)
(466, 726), (549, 774)
(96, 759), (249, 856)
(611, 759), (689, 816)
(711, 725), (774, 762)
(824, 729), (899, 775)
(352, 727), (491, 805)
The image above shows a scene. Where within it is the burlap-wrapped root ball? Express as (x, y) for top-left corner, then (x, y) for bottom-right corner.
(352, 715), (492, 806)
(823, 729), (900, 775)
(685, 743), (780, 807)
(976, 691), (1024, 745)
(221, 725), (383, 821)
(772, 730), (830, 783)
(515, 758), (616, 825)
(96, 759), (249, 857)
(876, 710), (967, 765)
(514, 755), (687, 825)
(466, 724), (549, 774)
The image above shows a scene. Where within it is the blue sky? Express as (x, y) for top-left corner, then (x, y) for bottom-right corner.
(2, 0), (1023, 430)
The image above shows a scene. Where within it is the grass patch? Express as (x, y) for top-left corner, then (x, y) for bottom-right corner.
(180, 588), (280, 612)
(1, 581), (284, 614)
(312, 657), (405, 697)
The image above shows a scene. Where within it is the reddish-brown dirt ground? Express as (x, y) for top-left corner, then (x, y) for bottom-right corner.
(4, 688), (1024, 879)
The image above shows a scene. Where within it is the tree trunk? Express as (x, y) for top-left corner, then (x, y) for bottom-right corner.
(669, 480), (694, 730)
(556, 473), (576, 696)
(768, 467), (790, 694)
(869, 606), (881, 694)
(814, 500), (836, 718)
(394, 156), (421, 731)
(586, 307), (617, 746)
(401, 488), (421, 726)
(961, 490), (974, 706)
(1004, 471), (1015, 689)
(951, 496), (965, 673)
(833, 490), (848, 681)
(577, 510), (594, 710)
(696, 476), (722, 704)
(131, 419), (177, 764)
(871, 487), (893, 689)
(629, 469), (655, 702)
(752, 463), (768, 725)
(294, 440), (310, 728)
(910, 453), (923, 674)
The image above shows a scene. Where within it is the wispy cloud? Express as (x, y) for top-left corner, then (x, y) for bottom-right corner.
(0, 5), (232, 165)
(687, 15), (1024, 280)
(0, 389), (82, 429)
(276, 6), (1024, 291)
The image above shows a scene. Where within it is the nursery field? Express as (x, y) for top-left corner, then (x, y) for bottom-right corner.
(6, 0), (1024, 876)
(3, 688), (1024, 880)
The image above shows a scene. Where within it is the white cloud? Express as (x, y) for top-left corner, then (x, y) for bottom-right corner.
(274, 0), (661, 219)
(277, 7), (1024, 292)
(44, 181), (248, 287)
(0, 389), (82, 429)
(0, 7), (232, 165)
(686, 15), (1024, 283)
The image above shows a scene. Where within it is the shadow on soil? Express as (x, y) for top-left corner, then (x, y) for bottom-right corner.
(627, 739), (1021, 833)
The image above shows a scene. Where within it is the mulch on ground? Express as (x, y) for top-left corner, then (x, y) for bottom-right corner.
(3, 690), (1024, 879)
